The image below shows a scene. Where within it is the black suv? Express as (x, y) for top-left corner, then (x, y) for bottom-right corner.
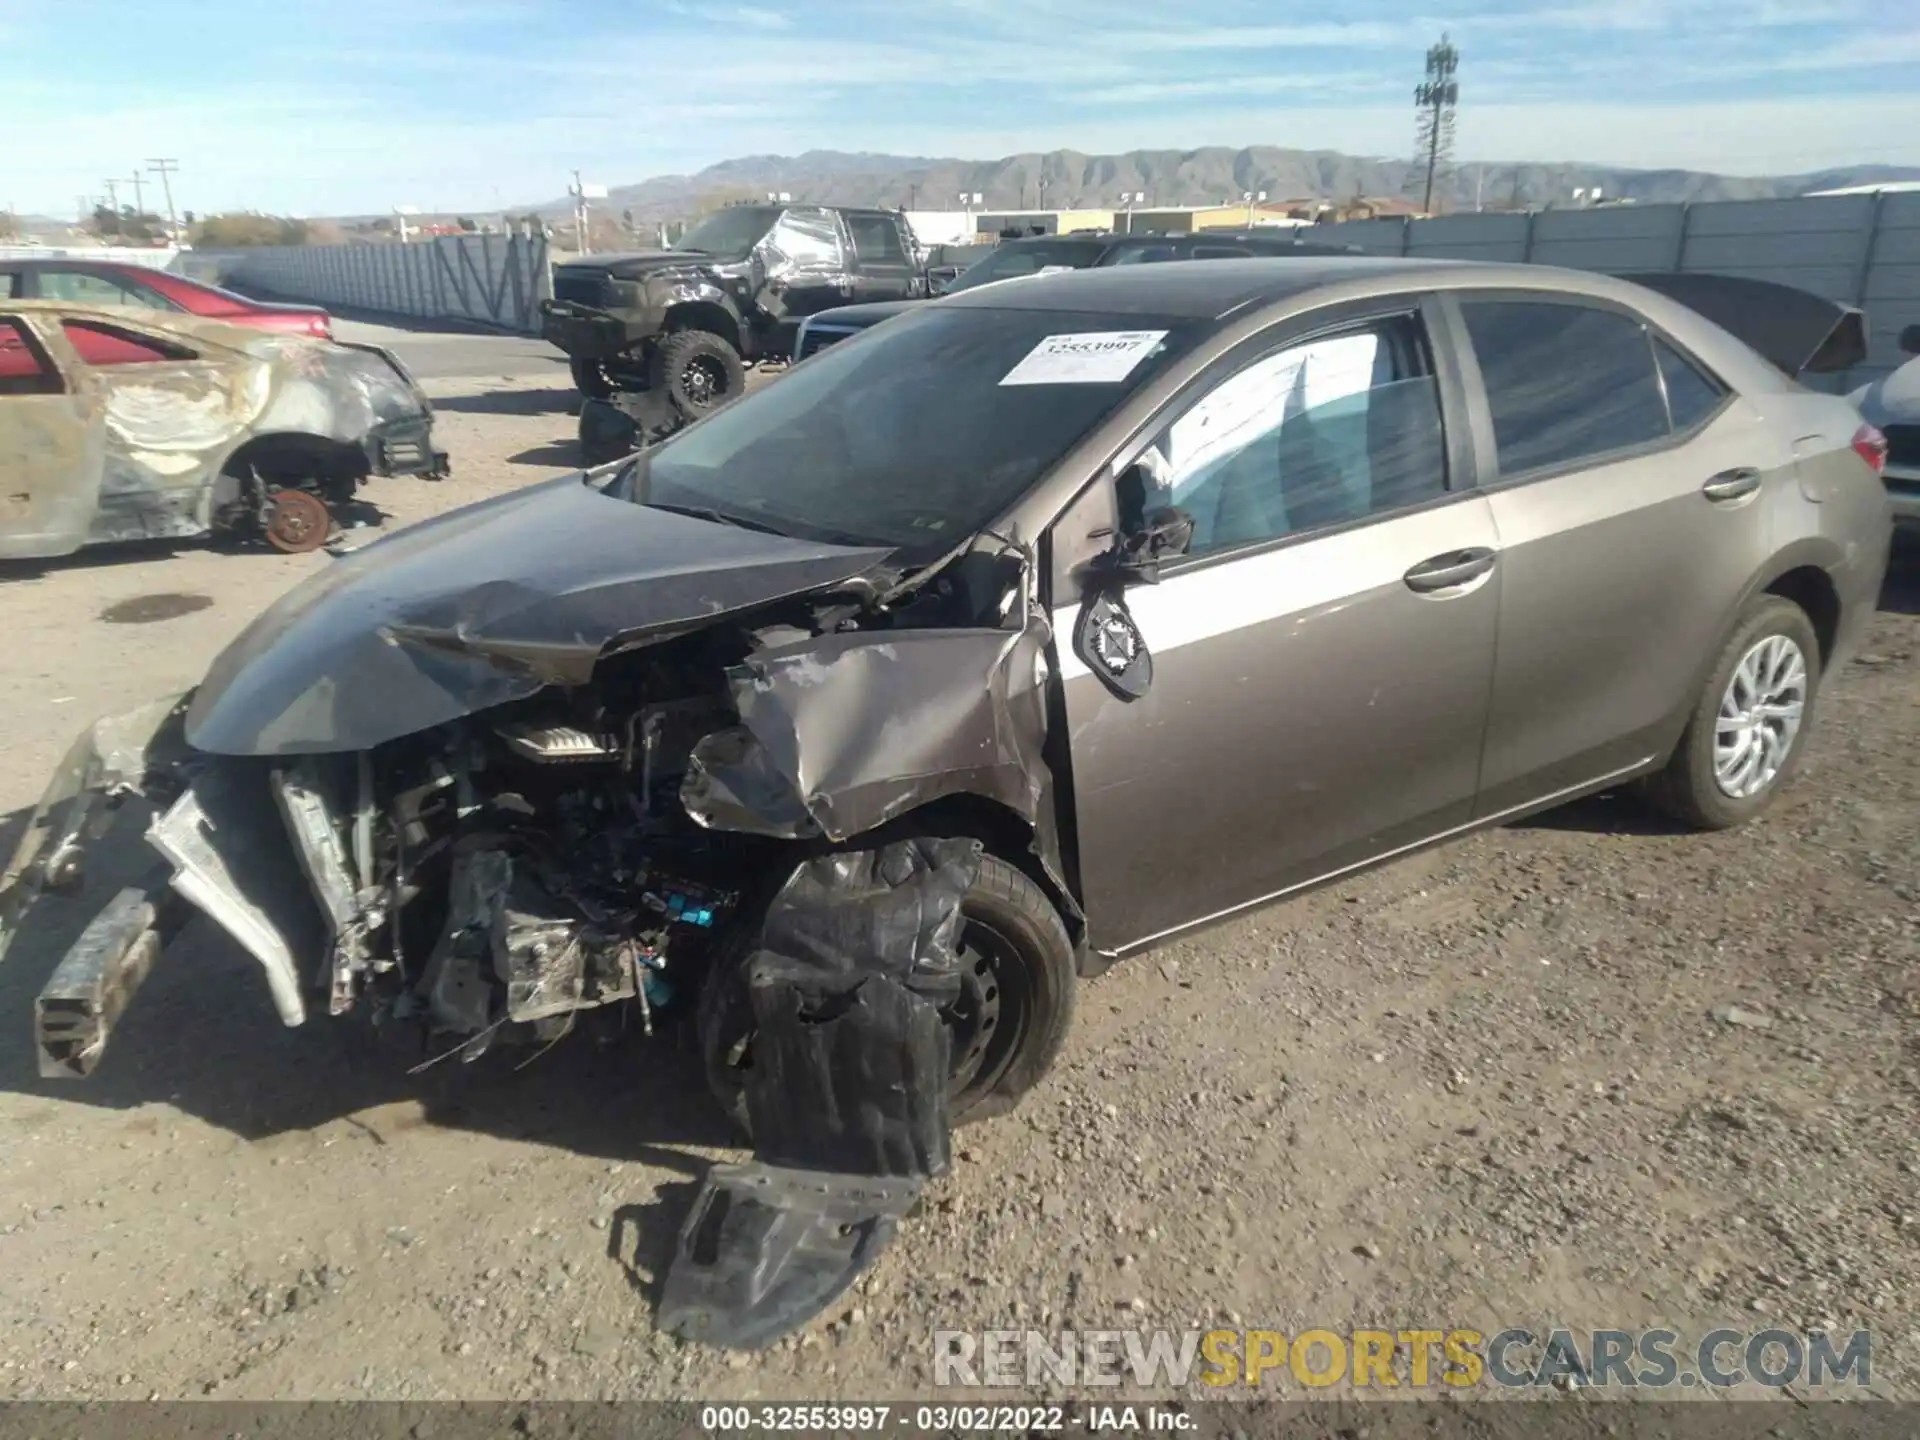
(542, 203), (924, 412)
(792, 228), (1360, 360)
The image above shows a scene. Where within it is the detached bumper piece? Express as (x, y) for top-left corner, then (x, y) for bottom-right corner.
(370, 419), (449, 479)
(36, 881), (179, 1078)
(658, 837), (981, 1351)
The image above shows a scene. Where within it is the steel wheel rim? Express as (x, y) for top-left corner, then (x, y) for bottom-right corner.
(943, 917), (1027, 1104)
(1713, 633), (1807, 799)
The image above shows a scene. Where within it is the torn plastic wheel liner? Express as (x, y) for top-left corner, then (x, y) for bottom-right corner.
(658, 1163), (923, 1352)
(664, 837), (978, 1349)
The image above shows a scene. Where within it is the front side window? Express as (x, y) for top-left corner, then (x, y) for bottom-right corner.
(1460, 299), (1670, 476)
(61, 319), (194, 366)
(0, 317), (63, 395)
(619, 305), (1200, 560)
(37, 269), (156, 308)
(764, 208), (843, 270)
(1135, 314), (1448, 558)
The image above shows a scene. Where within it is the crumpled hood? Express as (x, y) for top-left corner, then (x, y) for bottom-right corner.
(184, 474), (893, 757)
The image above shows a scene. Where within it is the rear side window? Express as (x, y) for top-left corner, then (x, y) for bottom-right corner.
(61, 319), (195, 366)
(1461, 300), (1669, 476)
(0, 318), (63, 395)
(37, 269), (160, 308)
(845, 215), (906, 264)
(1655, 338), (1728, 431)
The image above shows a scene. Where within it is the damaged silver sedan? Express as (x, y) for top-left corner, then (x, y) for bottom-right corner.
(1, 300), (447, 558)
(0, 258), (1892, 1348)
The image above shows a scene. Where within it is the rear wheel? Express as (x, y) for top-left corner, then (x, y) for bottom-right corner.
(699, 852), (1076, 1132)
(1642, 595), (1820, 829)
(650, 330), (746, 418)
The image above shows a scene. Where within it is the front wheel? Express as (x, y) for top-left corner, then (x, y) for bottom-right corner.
(1642, 595), (1821, 829)
(650, 330), (746, 418)
(699, 852), (1077, 1132)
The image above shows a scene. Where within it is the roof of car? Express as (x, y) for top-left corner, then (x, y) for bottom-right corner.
(937, 255), (1472, 319)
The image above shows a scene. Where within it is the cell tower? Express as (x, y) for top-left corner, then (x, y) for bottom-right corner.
(1410, 33), (1460, 214)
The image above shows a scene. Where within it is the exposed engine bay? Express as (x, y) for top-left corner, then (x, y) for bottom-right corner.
(0, 485), (1069, 1350)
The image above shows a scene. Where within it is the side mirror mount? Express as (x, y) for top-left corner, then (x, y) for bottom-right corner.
(1087, 505), (1193, 587)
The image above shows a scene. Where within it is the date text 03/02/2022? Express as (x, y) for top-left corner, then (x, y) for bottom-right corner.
(699, 1404), (1105, 1432)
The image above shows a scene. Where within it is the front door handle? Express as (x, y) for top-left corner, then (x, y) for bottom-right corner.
(1404, 547), (1497, 594)
(1702, 467), (1762, 502)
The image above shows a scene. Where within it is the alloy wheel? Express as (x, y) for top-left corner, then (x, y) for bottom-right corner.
(1713, 633), (1807, 799)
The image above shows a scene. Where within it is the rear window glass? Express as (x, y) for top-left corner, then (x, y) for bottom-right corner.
(1461, 299), (1669, 476)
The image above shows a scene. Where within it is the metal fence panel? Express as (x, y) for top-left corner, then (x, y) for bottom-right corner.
(1317, 193), (1920, 383)
(207, 233), (552, 332)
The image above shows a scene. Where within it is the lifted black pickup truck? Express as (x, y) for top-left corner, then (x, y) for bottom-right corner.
(542, 204), (925, 413)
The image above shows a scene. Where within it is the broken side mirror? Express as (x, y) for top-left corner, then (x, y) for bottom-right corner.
(1072, 507), (1188, 702)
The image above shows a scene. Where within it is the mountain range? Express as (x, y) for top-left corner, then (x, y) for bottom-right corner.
(529, 147), (1920, 224)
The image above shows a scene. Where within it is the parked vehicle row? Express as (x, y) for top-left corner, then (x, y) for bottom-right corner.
(0, 257), (1892, 1351)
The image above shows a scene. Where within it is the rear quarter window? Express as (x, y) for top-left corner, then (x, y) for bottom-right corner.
(1655, 338), (1729, 431)
(61, 319), (197, 366)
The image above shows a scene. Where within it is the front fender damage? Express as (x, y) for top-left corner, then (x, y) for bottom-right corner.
(4, 600), (1070, 1350)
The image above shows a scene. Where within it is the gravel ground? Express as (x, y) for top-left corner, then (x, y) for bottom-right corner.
(0, 364), (1914, 1405)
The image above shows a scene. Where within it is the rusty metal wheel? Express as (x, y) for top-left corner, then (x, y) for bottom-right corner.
(263, 489), (331, 553)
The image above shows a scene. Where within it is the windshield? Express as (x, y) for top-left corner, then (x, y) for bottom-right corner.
(618, 305), (1198, 560)
(945, 240), (1110, 293)
(673, 206), (780, 257)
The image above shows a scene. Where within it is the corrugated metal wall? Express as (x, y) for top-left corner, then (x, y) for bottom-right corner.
(208, 233), (553, 333)
(1317, 193), (1920, 384)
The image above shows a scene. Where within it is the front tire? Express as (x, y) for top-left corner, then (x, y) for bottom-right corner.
(569, 356), (615, 399)
(699, 852), (1077, 1133)
(650, 330), (746, 417)
(1643, 595), (1820, 829)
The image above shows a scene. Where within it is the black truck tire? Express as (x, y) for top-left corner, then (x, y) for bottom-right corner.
(569, 357), (616, 400)
(698, 852), (1077, 1134)
(651, 330), (746, 416)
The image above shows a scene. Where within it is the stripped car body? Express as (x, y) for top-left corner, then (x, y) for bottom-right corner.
(0, 258), (1894, 1348)
(1, 301), (446, 560)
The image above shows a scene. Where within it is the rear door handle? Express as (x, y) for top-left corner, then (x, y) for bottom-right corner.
(1702, 467), (1762, 502)
(1404, 546), (1497, 594)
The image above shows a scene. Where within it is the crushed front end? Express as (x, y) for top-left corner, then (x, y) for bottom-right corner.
(0, 476), (1067, 1348)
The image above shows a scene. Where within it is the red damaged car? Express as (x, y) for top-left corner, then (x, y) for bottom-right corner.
(0, 258), (332, 339)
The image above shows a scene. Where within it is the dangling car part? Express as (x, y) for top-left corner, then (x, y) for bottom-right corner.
(0, 301), (447, 562)
(0, 260), (1891, 1348)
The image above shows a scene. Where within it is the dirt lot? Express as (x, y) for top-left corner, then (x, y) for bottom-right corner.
(0, 358), (1915, 1405)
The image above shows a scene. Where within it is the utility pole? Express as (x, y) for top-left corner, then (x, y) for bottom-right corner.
(126, 171), (147, 218)
(102, 179), (120, 212)
(148, 159), (180, 239)
(1411, 33), (1461, 214)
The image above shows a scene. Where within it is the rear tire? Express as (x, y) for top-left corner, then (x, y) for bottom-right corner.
(650, 330), (746, 417)
(1642, 595), (1820, 830)
(699, 851), (1076, 1134)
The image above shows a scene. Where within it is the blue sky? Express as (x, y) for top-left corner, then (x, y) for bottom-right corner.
(2, 0), (1915, 218)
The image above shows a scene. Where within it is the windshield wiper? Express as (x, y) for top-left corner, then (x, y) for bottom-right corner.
(644, 501), (790, 536)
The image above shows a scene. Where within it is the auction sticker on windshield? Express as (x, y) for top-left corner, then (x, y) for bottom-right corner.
(1000, 330), (1169, 386)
